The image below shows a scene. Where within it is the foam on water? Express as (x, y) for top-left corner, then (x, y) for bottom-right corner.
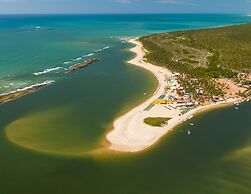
(72, 57), (83, 61)
(1, 83), (14, 89)
(63, 61), (72, 65)
(18, 26), (54, 32)
(82, 53), (94, 58)
(96, 46), (109, 52)
(33, 67), (63, 76)
(0, 80), (55, 97)
(62, 47), (109, 67)
(33, 47), (109, 77)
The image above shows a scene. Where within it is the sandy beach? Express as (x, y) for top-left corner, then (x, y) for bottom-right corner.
(106, 38), (239, 153)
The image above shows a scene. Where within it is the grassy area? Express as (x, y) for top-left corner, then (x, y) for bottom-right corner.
(144, 117), (171, 127)
(139, 23), (251, 99)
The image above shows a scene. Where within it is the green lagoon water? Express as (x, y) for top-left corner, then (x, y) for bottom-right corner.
(0, 14), (251, 194)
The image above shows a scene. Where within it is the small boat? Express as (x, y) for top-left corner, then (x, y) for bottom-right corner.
(188, 130), (191, 135)
(190, 123), (194, 126)
(234, 102), (240, 106)
(235, 107), (239, 110)
(186, 115), (194, 120)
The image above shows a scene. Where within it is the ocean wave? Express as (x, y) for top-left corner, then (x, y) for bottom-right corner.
(2, 83), (14, 88)
(33, 67), (63, 76)
(111, 36), (131, 43)
(0, 80), (55, 97)
(82, 53), (94, 58)
(63, 61), (72, 65)
(35, 47), (106, 75)
(120, 37), (131, 43)
(96, 46), (109, 52)
(72, 57), (83, 62)
(68, 47), (108, 63)
(18, 26), (54, 33)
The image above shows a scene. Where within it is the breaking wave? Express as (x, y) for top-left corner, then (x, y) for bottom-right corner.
(0, 80), (55, 97)
(96, 46), (109, 52)
(33, 67), (63, 76)
(82, 53), (94, 58)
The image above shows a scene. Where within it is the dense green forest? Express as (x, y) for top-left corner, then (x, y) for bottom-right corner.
(140, 23), (251, 98)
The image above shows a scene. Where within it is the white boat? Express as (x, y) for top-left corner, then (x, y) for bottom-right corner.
(234, 102), (239, 105)
(190, 123), (194, 126)
(186, 115), (194, 120)
(188, 130), (191, 135)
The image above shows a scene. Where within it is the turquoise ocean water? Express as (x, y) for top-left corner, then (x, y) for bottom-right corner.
(0, 14), (251, 194)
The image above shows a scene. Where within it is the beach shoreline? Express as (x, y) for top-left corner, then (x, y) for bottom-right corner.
(106, 38), (241, 153)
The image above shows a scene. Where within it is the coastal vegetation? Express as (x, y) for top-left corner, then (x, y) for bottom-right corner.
(140, 24), (251, 99)
(144, 117), (170, 127)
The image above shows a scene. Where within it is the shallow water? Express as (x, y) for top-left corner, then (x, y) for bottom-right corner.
(0, 14), (251, 194)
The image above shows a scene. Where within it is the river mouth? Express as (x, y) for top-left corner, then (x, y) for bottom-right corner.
(1, 14), (251, 194)
(2, 42), (158, 157)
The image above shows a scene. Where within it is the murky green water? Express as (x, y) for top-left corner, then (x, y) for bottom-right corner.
(0, 14), (251, 194)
